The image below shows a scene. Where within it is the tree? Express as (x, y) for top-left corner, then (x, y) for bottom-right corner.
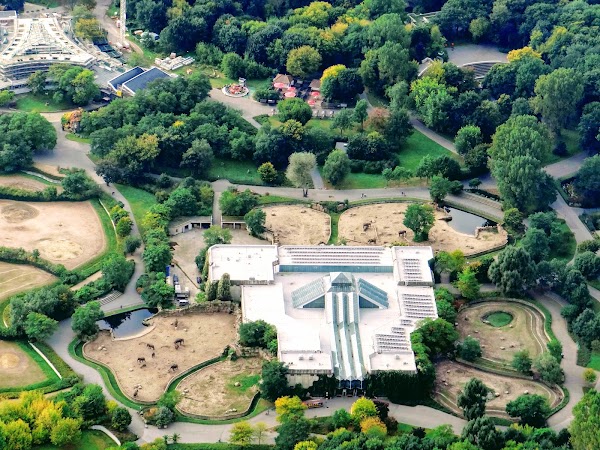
(124, 236), (142, 255)
(574, 155), (600, 207)
(353, 100), (369, 131)
(102, 253), (134, 291)
(217, 273), (232, 301)
(455, 267), (480, 301)
(571, 389), (600, 450)
(503, 208), (524, 234)
(457, 378), (491, 420)
(142, 243), (172, 274)
(294, 441), (317, 450)
(547, 339), (563, 362)
(24, 312), (58, 342)
(50, 417), (81, 447)
(4, 419), (32, 450)
(512, 350), (532, 373)
(28, 71), (47, 95)
(533, 353), (564, 385)
(403, 203), (435, 242)
(244, 209), (266, 237)
(416, 318), (459, 356)
(275, 417), (310, 450)
(75, 17), (105, 40)
(254, 422), (267, 445)
(429, 176), (453, 203)
(332, 109), (355, 136)
(458, 336), (482, 362)
(261, 360), (289, 401)
(141, 275), (174, 308)
(286, 46), (322, 78)
(116, 217), (133, 237)
(461, 416), (503, 450)
(286, 152), (316, 191)
(154, 406), (175, 428)
(583, 368), (597, 385)
(258, 162), (278, 184)
(351, 397), (378, 422)
(321, 68), (364, 101)
(455, 126), (482, 155)
(229, 421), (255, 446)
(278, 98), (313, 125)
(578, 102), (600, 154)
(506, 394), (550, 427)
(181, 139), (213, 177)
(203, 226), (232, 247)
(275, 396), (306, 422)
(111, 407), (132, 432)
(488, 246), (536, 295)
(574, 252), (600, 280)
(71, 301), (104, 340)
(74, 384), (107, 420)
(61, 169), (99, 200)
(532, 68), (584, 132)
(322, 150), (350, 186)
(360, 416), (387, 439)
(521, 228), (550, 263)
(332, 408), (352, 429)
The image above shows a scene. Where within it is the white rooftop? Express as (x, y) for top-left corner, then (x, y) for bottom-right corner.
(219, 245), (438, 382)
(208, 245), (278, 283)
(0, 17), (95, 69)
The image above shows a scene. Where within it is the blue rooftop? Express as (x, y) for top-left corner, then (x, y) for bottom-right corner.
(108, 66), (144, 90)
(123, 67), (170, 94)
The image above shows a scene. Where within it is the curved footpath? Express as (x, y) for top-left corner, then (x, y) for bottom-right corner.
(22, 107), (594, 443)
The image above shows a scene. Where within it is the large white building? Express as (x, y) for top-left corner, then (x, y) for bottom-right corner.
(208, 245), (438, 389)
(0, 12), (95, 89)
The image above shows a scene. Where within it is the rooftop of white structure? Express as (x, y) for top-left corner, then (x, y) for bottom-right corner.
(0, 16), (95, 66)
(393, 246), (434, 285)
(208, 245), (278, 283)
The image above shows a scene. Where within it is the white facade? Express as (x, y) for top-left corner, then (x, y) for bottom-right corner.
(209, 245), (437, 386)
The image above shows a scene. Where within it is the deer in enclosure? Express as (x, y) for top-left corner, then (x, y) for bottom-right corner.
(174, 319), (178, 328)
(169, 364), (179, 372)
(133, 389), (139, 398)
(398, 230), (407, 238)
(367, 238), (377, 244)
(146, 343), (155, 351)
(151, 352), (155, 358)
(137, 357), (146, 364)
(363, 223), (371, 231)
(174, 338), (184, 349)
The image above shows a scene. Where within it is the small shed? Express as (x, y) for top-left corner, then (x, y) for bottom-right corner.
(273, 73), (294, 89)
(309, 79), (321, 91)
(168, 216), (213, 236)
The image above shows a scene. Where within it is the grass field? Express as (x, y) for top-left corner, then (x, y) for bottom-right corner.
(484, 311), (513, 327)
(328, 212), (341, 244)
(548, 220), (577, 262)
(543, 129), (582, 165)
(0, 341), (58, 392)
(329, 129), (460, 189)
(34, 430), (115, 450)
(15, 94), (71, 113)
(66, 133), (91, 144)
(208, 158), (263, 185)
(114, 184), (157, 236)
(588, 353), (600, 371)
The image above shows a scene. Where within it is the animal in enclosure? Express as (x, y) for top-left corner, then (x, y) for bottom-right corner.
(137, 357), (146, 364)
(174, 338), (185, 349)
(367, 238), (377, 244)
(398, 230), (407, 238)
(363, 222), (371, 231)
(146, 343), (155, 351)
(169, 364), (179, 372)
(133, 389), (139, 398)
(151, 352), (155, 358)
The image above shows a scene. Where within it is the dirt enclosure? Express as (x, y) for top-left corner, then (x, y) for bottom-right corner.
(263, 205), (330, 245)
(338, 203), (506, 255)
(0, 175), (49, 192)
(0, 261), (56, 302)
(0, 200), (105, 269)
(84, 312), (237, 403)
(0, 341), (48, 388)
(177, 357), (262, 417)
(457, 301), (548, 365)
(435, 360), (561, 416)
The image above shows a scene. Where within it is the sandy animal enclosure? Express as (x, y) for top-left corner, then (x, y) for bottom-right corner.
(435, 360), (560, 414)
(177, 357), (262, 417)
(0, 200), (105, 269)
(84, 312), (237, 403)
(457, 301), (548, 364)
(0, 175), (50, 192)
(338, 203), (506, 255)
(0, 341), (48, 388)
(263, 205), (330, 245)
(0, 261), (56, 302)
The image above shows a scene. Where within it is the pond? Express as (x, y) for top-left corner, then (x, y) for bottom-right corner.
(98, 308), (157, 339)
(445, 207), (496, 235)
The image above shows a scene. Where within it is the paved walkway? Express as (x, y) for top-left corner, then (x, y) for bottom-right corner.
(544, 152), (588, 179)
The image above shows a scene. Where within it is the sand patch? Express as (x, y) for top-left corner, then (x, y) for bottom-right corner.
(263, 205), (330, 245)
(0, 341), (48, 388)
(1, 203), (39, 223)
(37, 238), (83, 261)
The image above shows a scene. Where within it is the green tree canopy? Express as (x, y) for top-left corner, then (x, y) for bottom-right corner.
(71, 301), (104, 341)
(322, 149), (350, 186)
(403, 203), (435, 242)
(506, 394), (550, 427)
(457, 378), (490, 420)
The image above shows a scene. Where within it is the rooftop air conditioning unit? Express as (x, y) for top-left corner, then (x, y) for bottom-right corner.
(299, 356), (304, 360)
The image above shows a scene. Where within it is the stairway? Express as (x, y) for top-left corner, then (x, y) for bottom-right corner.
(98, 290), (123, 306)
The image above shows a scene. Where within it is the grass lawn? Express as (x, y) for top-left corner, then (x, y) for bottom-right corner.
(324, 129), (460, 190)
(15, 94), (72, 112)
(365, 89), (389, 108)
(27, 0), (60, 8)
(542, 129), (582, 165)
(114, 184), (158, 236)
(588, 353), (600, 371)
(34, 430), (115, 450)
(265, 114), (361, 137)
(589, 279), (600, 291)
(484, 311), (513, 327)
(66, 133), (91, 144)
(258, 194), (307, 205)
(228, 373), (260, 392)
(328, 212), (341, 244)
(208, 158), (263, 185)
